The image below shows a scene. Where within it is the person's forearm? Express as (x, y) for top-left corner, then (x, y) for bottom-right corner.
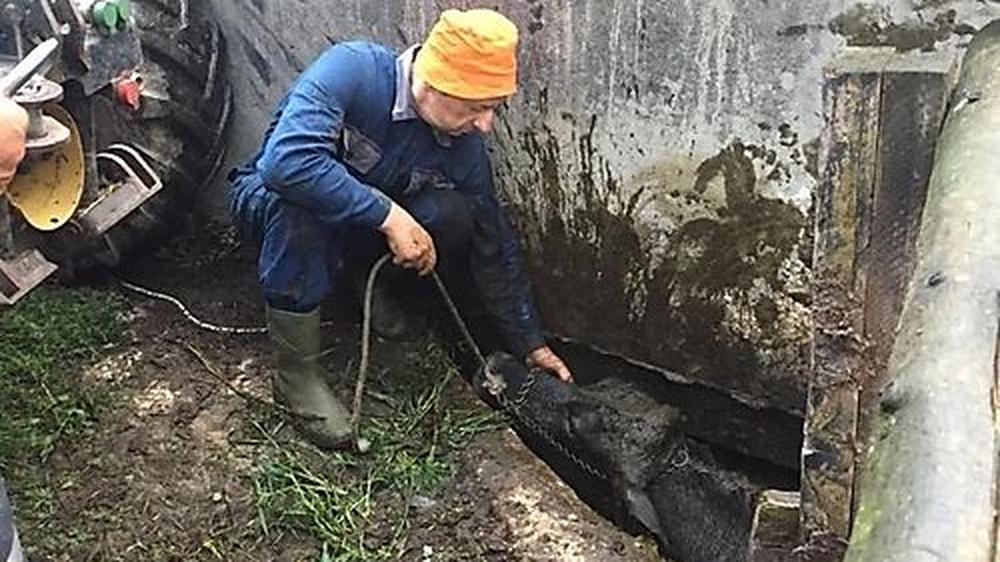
(254, 50), (391, 230)
(259, 151), (392, 229)
(468, 196), (545, 357)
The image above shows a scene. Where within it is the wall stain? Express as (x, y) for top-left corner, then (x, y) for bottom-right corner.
(830, 4), (976, 52)
(683, 143), (803, 293)
(778, 23), (825, 37)
(638, 144), (809, 412)
(527, 0), (544, 34)
(506, 125), (810, 413)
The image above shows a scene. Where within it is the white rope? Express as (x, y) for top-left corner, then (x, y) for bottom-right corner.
(118, 279), (268, 335)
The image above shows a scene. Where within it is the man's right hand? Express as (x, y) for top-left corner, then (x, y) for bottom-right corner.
(379, 202), (437, 276)
(0, 97), (29, 192)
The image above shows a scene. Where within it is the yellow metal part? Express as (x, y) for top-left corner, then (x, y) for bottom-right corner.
(6, 105), (85, 231)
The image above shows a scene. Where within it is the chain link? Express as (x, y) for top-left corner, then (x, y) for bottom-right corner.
(489, 368), (610, 481)
(669, 443), (691, 470)
(429, 271), (610, 481)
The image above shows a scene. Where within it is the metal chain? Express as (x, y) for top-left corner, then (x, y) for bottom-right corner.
(428, 267), (610, 481)
(429, 269), (488, 368)
(391, 265), (686, 480)
(498, 373), (610, 481)
(119, 279), (345, 335)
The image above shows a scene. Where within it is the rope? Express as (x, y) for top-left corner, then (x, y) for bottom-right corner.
(350, 253), (392, 434)
(119, 256), (494, 445)
(350, 254), (492, 437)
(431, 267), (489, 370)
(118, 279), (268, 334)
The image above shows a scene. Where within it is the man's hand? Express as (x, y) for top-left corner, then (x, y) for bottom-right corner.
(0, 97), (29, 192)
(527, 346), (574, 383)
(379, 202), (437, 276)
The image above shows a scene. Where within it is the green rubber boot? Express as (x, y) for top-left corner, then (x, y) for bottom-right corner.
(267, 306), (352, 450)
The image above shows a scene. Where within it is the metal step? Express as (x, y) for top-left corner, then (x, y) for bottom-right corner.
(0, 248), (57, 305)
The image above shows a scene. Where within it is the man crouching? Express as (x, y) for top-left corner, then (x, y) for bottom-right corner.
(229, 9), (573, 450)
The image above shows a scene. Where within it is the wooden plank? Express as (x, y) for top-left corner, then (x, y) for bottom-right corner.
(805, 48), (957, 553)
(803, 49), (886, 545)
(861, 51), (956, 375)
(853, 51), (955, 514)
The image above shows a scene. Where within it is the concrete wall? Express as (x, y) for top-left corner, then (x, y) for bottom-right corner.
(208, 0), (999, 414)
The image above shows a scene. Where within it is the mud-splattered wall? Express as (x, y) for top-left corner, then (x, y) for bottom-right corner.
(208, 0), (999, 414)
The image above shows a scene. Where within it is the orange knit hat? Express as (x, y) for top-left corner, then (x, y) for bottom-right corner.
(414, 9), (519, 100)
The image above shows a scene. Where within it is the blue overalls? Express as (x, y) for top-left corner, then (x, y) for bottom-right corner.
(228, 41), (544, 358)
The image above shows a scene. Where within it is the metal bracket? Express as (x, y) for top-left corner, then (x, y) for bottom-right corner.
(76, 142), (162, 235)
(0, 245), (57, 305)
(483, 367), (507, 398)
(0, 188), (58, 306)
(0, 195), (58, 305)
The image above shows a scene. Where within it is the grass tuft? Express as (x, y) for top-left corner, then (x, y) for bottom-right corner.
(0, 286), (126, 556)
(251, 341), (503, 561)
(0, 286), (126, 469)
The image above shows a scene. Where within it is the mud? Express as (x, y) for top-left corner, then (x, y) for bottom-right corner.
(411, 429), (663, 562)
(830, 4), (977, 51)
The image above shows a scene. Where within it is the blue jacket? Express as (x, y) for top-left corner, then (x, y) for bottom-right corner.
(239, 41), (544, 357)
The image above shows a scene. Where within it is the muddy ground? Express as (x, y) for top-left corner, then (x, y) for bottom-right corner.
(11, 215), (664, 562)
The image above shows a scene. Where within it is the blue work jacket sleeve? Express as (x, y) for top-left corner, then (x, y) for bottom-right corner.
(464, 143), (546, 359)
(256, 45), (392, 229)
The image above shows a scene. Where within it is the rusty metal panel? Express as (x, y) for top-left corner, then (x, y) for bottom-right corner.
(807, 47), (957, 555)
(860, 57), (955, 376)
(854, 54), (954, 515)
(804, 49), (885, 545)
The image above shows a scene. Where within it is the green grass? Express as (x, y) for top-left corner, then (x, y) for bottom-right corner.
(0, 284), (125, 552)
(0, 286), (125, 470)
(250, 342), (504, 562)
(0, 287), (509, 560)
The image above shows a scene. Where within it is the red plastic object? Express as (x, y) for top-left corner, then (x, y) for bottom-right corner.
(114, 76), (143, 111)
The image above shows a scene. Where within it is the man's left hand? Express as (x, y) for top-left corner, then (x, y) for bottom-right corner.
(527, 346), (574, 383)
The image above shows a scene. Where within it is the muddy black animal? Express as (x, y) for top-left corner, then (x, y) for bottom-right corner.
(475, 352), (760, 562)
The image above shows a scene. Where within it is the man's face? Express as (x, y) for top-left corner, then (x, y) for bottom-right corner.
(416, 87), (506, 137)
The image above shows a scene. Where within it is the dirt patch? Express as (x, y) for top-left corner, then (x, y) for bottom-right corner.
(405, 430), (661, 562)
(16, 217), (662, 561)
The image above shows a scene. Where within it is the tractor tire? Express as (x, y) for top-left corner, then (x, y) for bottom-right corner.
(54, 0), (231, 270)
